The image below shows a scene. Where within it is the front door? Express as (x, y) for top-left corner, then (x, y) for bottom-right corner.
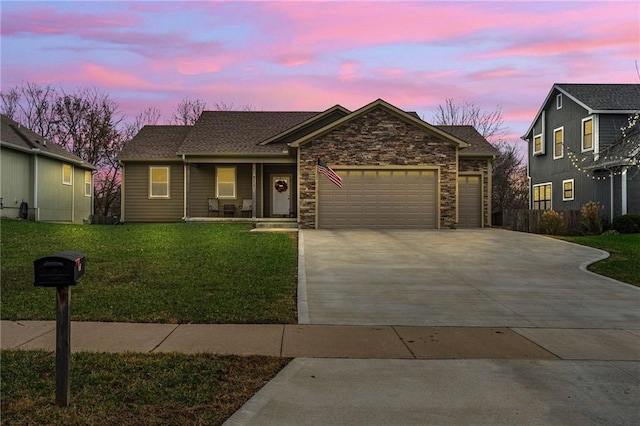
(272, 175), (291, 216)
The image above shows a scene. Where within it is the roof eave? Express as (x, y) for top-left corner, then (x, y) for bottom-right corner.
(1, 140), (96, 170)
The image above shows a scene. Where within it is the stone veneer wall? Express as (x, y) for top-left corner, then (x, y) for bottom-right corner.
(459, 158), (492, 227)
(298, 107), (458, 229)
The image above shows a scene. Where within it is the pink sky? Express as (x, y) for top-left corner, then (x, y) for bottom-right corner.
(1, 1), (639, 155)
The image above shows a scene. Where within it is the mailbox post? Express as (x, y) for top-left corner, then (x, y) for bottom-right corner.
(34, 251), (85, 407)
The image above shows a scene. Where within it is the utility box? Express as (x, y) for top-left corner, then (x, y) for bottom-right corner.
(34, 251), (86, 287)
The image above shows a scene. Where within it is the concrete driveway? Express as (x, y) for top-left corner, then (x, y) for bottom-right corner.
(226, 228), (640, 426)
(298, 229), (640, 328)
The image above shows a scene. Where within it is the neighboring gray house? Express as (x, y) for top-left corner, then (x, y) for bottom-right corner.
(1, 114), (95, 223)
(523, 84), (640, 220)
(119, 99), (498, 229)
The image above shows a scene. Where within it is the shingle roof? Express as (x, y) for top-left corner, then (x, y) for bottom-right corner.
(557, 84), (640, 111)
(118, 125), (192, 160)
(178, 111), (321, 154)
(435, 125), (499, 157)
(1, 114), (95, 169)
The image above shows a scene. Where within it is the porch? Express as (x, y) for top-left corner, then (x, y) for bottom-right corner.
(185, 162), (297, 220)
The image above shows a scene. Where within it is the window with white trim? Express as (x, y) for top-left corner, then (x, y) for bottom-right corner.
(149, 166), (170, 198)
(84, 171), (92, 197)
(62, 164), (72, 185)
(216, 166), (236, 199)
(533, 133), (544, 155)
(556, 93), (562, 109)
(582, 117), (593, 151)
(562, 179), (574, 201)
(553, 127), (564, 159)
(533, 183), (552, 210)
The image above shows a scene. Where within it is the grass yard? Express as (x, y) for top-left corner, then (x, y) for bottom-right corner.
(1, 220), (298, 323)
(560, 233), (640, 287)
(1, 349), (290, 425)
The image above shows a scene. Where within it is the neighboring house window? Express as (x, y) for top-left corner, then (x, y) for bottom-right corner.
(62, 164), (72, 185)
(533, 183), (552, 210)
(553, 127), (564, 159)
(562, 179), (574, 201)
(216, 166), (236, 199)
(84, 171), (92, 197)
(556, 93), (562, 109)
(533, 134), (544, 155)
(582, 117), (593, 151)
(149, 166), (170, 198)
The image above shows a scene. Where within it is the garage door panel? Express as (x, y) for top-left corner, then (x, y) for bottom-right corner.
(319, 169), (437, 229)
(458, 175), (482, 228)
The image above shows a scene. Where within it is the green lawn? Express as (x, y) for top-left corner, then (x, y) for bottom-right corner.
(1, 349), (289, 426)
(560, 233), (640, 287)
(1, 220), (298, 323)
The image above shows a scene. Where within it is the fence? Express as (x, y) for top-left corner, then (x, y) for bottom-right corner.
(502, 209), (582, 235)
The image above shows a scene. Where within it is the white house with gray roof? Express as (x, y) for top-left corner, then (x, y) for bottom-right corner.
(1, 114), (96, 223)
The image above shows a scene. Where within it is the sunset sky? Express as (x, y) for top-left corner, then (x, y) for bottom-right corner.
(1, 0), (638, 152)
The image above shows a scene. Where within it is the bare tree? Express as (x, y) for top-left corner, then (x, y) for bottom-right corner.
(432, 98), (506, 141)
(214, 101), (252, 112)
(52, 87), (124, 217)
(124, 106), (162, 140)
(170, 97), (206, 125)
(0, 82), (58, 138)
(432, 99), (528, 219)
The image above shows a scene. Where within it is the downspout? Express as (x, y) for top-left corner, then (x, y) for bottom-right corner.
(621, 167), (628, 215)
(182, 155), (187, 220)
(71, 165), (75, 223)
(120, 162), (125, 222)
(33, 152), (39, 221)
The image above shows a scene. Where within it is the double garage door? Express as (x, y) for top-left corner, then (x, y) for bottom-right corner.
(318, 169), (437, 229)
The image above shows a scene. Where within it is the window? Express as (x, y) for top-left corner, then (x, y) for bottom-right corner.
(556, 93), (563, 109)
(149, 166), (170, 198)
(84, 171), (92, 197)
(533, 134), (544, 155)
(62, 164), (72, 185)
(216, 166), (236, 198)
(533, 183), (552, 210)
(582, 117), (593, 151)
(562, 179), (574, 201)
(553, 127), (564, 159)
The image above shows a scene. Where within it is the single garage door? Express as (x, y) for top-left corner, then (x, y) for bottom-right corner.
(318, 169), (437, 229)
(458, 175), (482, 228)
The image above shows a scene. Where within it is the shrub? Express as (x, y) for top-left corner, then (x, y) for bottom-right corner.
(541, 209), (563, 235)
(581, 201), (603, 235)
(612, 214), (640, 234)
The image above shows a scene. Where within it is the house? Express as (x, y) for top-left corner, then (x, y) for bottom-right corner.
(1, 114), (96, 223)
(524, 84), (640, 220)
(118, 99), (498, 229)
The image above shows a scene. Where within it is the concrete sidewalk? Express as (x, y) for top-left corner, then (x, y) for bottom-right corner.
(2, 320), (639, 361)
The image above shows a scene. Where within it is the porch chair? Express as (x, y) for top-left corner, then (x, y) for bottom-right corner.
(207, 198), (220, 217)
(240, 198), (253, 217)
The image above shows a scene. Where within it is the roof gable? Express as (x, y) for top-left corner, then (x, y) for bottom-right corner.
(289, 99), (469, 148)
(524, 83), (640, 138)
(1, 114), (95, 169)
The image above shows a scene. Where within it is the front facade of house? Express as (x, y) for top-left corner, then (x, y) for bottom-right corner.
(524, 84), (640, 220)
(119, 99), (498, 229)
(1, 114), (95, 223)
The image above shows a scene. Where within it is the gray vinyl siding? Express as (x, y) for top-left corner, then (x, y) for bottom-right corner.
(598, 114), (629, 149)
(123, 162), (184, 222)
(528, 89), (627, 215)
(188, 163), (258, 217)
(0, 147), (32, 219)
(37, 156), (73, 222)
(74, 167), (92, 223)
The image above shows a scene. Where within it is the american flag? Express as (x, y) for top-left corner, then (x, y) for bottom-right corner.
(316, 159), (343, 188)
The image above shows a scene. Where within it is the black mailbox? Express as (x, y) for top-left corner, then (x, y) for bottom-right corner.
(34, 251), (86, 287)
